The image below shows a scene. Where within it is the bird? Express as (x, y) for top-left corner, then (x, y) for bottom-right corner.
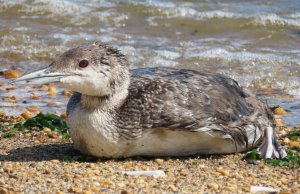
(14, 41), (286, 159)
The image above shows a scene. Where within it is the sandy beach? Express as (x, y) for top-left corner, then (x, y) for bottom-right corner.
(0, 114), (299, 194)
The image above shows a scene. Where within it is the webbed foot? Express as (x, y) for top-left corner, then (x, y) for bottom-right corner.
(257, 126), (287, 159)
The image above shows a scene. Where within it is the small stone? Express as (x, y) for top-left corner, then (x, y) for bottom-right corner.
(279, 130), (287, 136)
(280, 178), (289, 185)
(21, 111), (32, 119)
(117, 182), (126, 187)
(48, 86), (58, 93)
(0, 187), (8, 194)
(154, 158), (164, 165)
(264, 87), (272, 95)
(32, 96), (41, 100)
(169, 185), (177, 192)
(100, 179), (113, 185)
(42, 128), (52, 134)
(279, 191), (292, 194)
(283, 138), (290, 144)
(60, 112), (68, 119)
(38, 84), (48, 90)
(48, 93), (57, 98)
(4, 96), (19, 102)
(62, 90), (72, 97)
(87, 163), (95, 168)
(47, 102), (57, 107)
(290, 141), (300, 147)
(217, 167), (229, 177)
(82, 191), (92, 194)
(224, 184), (238, 191)
(3, 70), (20, 79)
(48, 131), (59, 139)
(50, 159), (60, 163)
(27, 107), (41, 114)
(68, 187), (81, 193)
(273, 107), (286, 115)
(275, 118), (283, 126)
(207, 183), (219, 190)
(89, 186), (100, 192)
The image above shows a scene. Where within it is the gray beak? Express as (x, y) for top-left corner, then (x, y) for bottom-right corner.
(12, 67), (67, 85)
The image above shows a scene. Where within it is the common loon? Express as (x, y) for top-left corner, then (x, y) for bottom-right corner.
(14, 42), (286, 159)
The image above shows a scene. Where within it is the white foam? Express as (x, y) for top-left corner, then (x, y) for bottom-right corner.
(146, 7), (300, 27)
(155, 50), (180, 60)
(254, 13), (300, 27)
(148, 57), (178, 67)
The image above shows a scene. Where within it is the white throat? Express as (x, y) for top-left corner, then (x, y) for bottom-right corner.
(80, 77), (130, 110)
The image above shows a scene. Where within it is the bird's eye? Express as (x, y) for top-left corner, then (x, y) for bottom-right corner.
(79, 60), (89, 68)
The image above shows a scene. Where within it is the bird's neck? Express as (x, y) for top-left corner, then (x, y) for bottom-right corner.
(79, 79), (129, 111)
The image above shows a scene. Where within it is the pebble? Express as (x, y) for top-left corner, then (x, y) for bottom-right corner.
(273, 107), (286, 115)
(60, 112), (67, 119)
(21, 111), (32, 119)
(48, 131), (59, 139)
(27, 108), (41, 114)
(68, 187), (81, 193)
(62, 90), (72, 97)
(48, 93), (57, 98)
(283, 138), (290, 144)
(87, 163), (95, 168)
(31, 96), (41, 100)
(47, 102), (57, 107)
(4, 96), (19, 102)
(169, 184), (177, 192)
(279, 191), (292, 194)
(207, 183), (219, 190)
(38, 85), (48, 90)
(42, 128), (52, 134)
(224, 185), (238, 191)
(289, 141), (300, 147)
(216, 167), (230, 177)
(48, 87), (58, 93)
(50, 160), (60, 163)
(3, 70), (20, 79)
(100, 179), (113, 185)
(154, 158), (164, 165)
(0, 188), (8, 194)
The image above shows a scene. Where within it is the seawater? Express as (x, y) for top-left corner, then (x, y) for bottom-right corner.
(0, 0), (299, 125)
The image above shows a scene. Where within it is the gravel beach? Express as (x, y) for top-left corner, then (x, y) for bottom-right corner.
(0, 115), (299, 194)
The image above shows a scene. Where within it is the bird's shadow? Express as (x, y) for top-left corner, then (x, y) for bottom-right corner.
(0, 143), (226, 162)
(0, 143), (86, 162)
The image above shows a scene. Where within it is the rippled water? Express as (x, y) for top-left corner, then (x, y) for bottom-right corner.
(0, 0), (299, 125)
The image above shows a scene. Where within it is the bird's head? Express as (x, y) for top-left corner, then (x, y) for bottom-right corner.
(14, 42), (130, 97)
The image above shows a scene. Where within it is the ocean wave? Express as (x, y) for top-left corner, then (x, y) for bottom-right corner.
(184, 47), (300, 64)
(254, 13), (300, 27)
(146, 7), (300, 28)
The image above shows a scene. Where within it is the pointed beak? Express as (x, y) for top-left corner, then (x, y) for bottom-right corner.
(11, 67), (68, 85)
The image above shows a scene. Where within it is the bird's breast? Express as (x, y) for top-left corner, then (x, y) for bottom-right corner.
(66, 107), (125, 157)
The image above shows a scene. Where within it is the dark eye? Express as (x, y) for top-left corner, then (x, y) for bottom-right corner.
(79, 60), (89, 68)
